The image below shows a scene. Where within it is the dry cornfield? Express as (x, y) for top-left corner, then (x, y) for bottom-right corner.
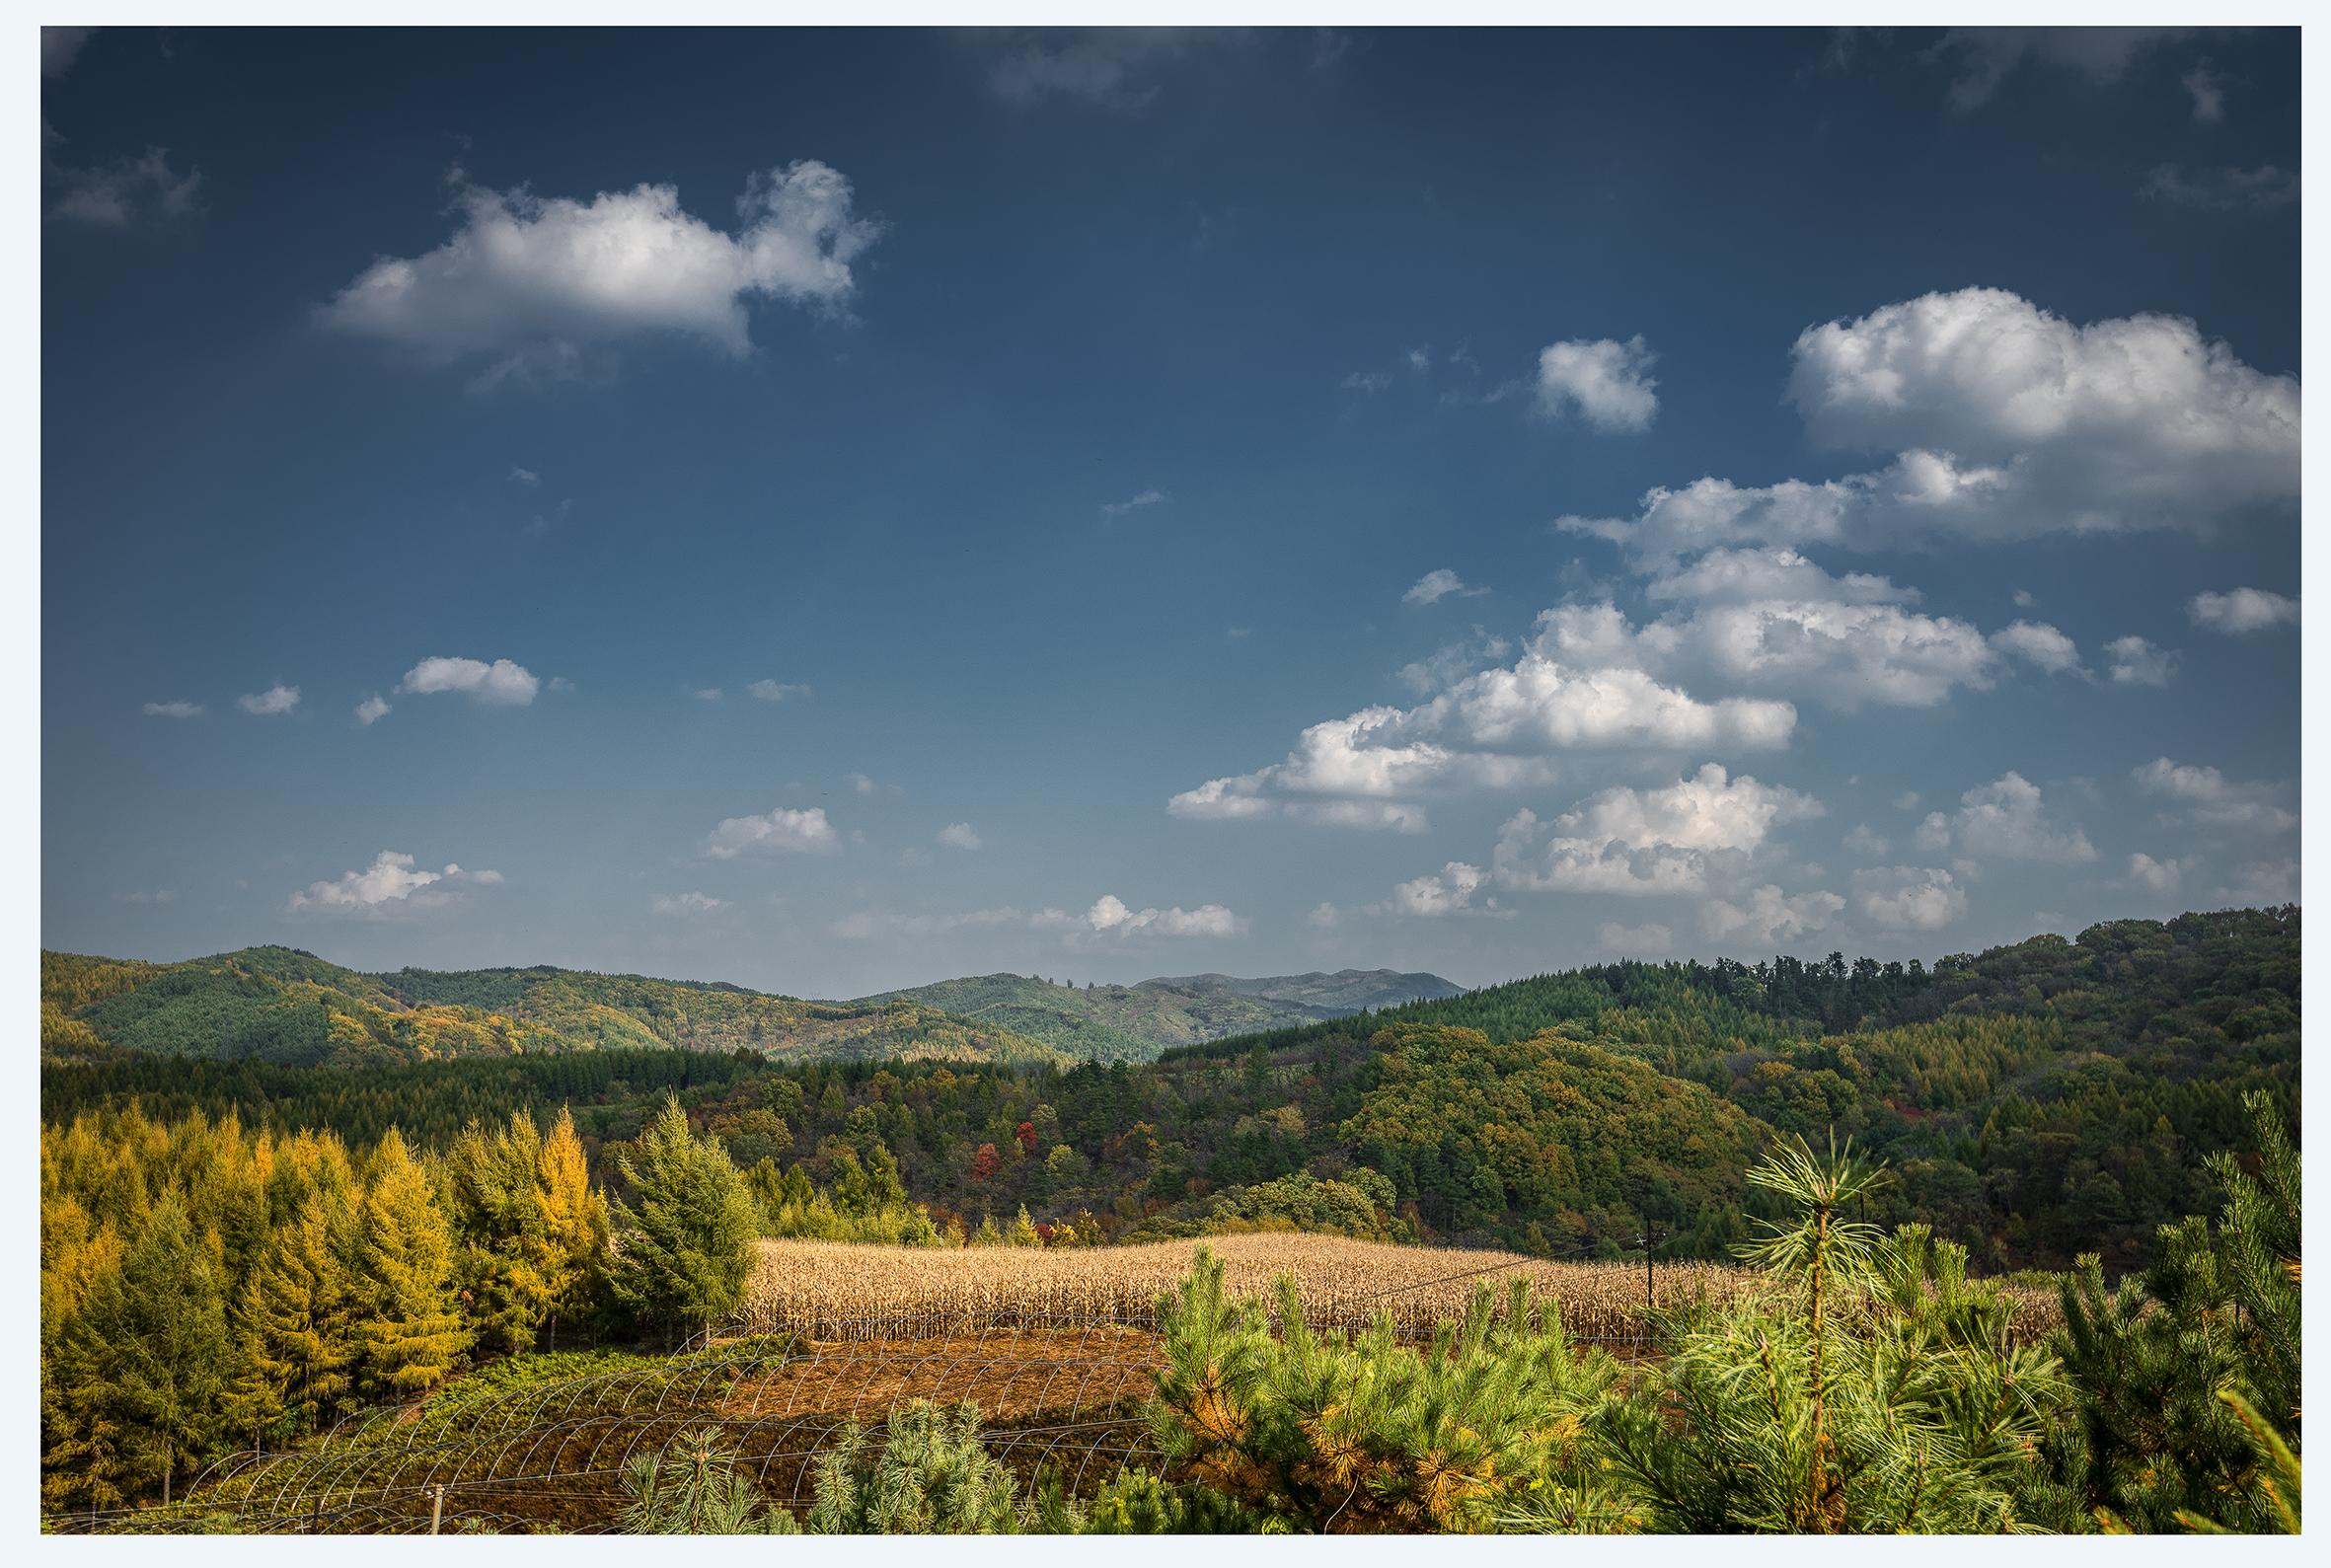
(742, 1233), (1770, 1342)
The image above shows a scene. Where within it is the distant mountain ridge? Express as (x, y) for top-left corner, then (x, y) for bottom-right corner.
(39, 946), (1071, 1071)
(852, 967), (1465, 1061)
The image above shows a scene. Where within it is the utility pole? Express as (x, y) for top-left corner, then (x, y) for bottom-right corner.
(1640, 1231), (1655, 1317)
(429, 1485), (445, 1535)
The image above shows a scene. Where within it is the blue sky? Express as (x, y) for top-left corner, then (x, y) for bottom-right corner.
(40, 26), (2301, 997)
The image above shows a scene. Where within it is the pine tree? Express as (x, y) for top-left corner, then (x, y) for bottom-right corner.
(534, 1106), (610, 1349)
(46, 1195), (234, 1508)
(606, 1097), (758, 1338)
(1008, 1205), (1043, 1247)
(804, 1401), (1020, 1533)
(222, 1191), (357, 1446)
(442, 1112), (553, 1354)
(352, 1128), (471, 1399)
(2048, 1089), (2300, 1532)
(621, 1427), (798, 1534)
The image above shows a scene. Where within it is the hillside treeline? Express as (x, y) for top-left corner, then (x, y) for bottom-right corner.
(42, 910), (2297, 1269)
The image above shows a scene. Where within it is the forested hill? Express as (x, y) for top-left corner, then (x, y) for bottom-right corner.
(41, 909), (2297, 1272)
(851, 968), (1464, 1061)
(38, 946), (1069, 1070)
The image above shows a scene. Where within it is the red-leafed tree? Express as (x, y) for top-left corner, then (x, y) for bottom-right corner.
(969, 1143), (1001, 1183)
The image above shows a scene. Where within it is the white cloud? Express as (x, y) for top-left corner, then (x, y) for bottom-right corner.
(1541, 591), (1999, 711)
(1645, 547), (1912, 608)
(1100, 487), (1167, 519)
(1701, 884), (1846, 948)
(142, 700), (204, 719)
(1049, 894), (1244, 938)
(1929, 27), (2193, 111)
(1307, 901), (1342, 930)
(399, 656), (541, 706)
(1915, 772), (2096, 863)
(848, 772), (877, 794)
(650, 891), (728, 917)
(1492, 765), (1821, 896)
(238, 684), (300, 716)
(831, 905), (1027, 939)
(1892, 790), (1922, 811)
(2216, 859), (2297, 906)
(1565, 289), (2297, 564)
(1852, 865), (1968, 931)
(1989, 621), (2082, 675)
(1402, 568), (1487, 606)
(2182, 61), (2227, 123)
(1171, 619), (1795, 830)
(747, 678), (812, 702)
(1842, 824), (1890, 858)
(46, 145), (202, 228)
(1395, 630), (1512, 696)
(1379, 861), (1488, 918)
(318, 161), (877, 378)
(2132, 757), (2295, 833)
(938, 822), (983, 851)
(704, 804), (840, 859)
(354, 695), (393, 726)
(287, 851), (496, 917)
(2127, 854), (2184, 895)
(2141, 164), (2300, 212)
(2189, 587), (2298, 635)
(1596, 921), (1675, 955)
(508, 466), (541, 487)
(2104, 635), (2177, 687)
(981, 28), (1216, 108)
(695, 688), (725, 702)
(42, 27), (97, 76)
(1535, 336), (1659, 433)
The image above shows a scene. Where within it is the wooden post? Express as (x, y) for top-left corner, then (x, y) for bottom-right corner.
(1643, 1232), (1655, 1318)
(429, 1485), (445, 1534)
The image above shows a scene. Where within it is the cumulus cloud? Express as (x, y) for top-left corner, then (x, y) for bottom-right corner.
(1701, 884), (1846, 948)
(1171, 615), (1796, 830)
(1395, 630), (1512, 696)
(1402, 568), (1487, 606)
(399, 656), (541, 706)
(2216, 859), (2297, 906)
(1045, 894), (1243, 939)
(2188, 587), (2298, 635)
(1842, 824), (1891, 858)
(1989, 621), (2082, 675)
(1100, 488), (1167, 520)
(1594, 922), (1672, 955)
(2132, 758), (2295, 833)
(938, 823), (983, 851)
(1541, 589), (1999, 711)
(1563, 289), (2297, 564)
(704, 804), (839, 859)
(747, 678), (812, 702)
(238, 684), (300, 716)
(1535, 336), (1659, 432)
(1308, 902), (1342, 930)
(42, 26), (97, 76)
(2104, 635), (2177, 687)
(143, 700), (204, 719)
(1928, 27), (2193, 111)
(353, 695), (393, 726)
(1492, 765), (1821, 896)
(2182, 61), (2227, 123)
(2127, 854), (2184, 895)
(831, 906), (1028, 939)
(1916, 772), (2096, 863)
(318, 161), (878, 379)
(1378, 861), (1489, 918)
(650, 891), (727, 917)
(2141, 164), (2300, 212)
(287, 852), (499, 917)
(981, 28), (1219, 108)
(1852, 865), (1967, 931)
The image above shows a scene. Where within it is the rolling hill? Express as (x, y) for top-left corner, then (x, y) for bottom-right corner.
(39, 946), (1070, 1070)
(851, 967), (1464, 1060)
